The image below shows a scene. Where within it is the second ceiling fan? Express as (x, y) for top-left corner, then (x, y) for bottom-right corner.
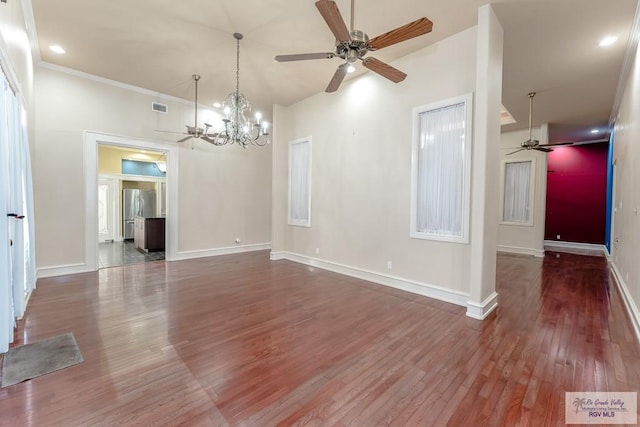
(275, 0), (433, 92)
(507, 92), (573, 155)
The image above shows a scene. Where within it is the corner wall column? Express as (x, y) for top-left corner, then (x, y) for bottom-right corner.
(467, 4), (504, 319)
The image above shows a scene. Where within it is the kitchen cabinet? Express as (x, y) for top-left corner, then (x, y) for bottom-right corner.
(134, 217), (165, 252)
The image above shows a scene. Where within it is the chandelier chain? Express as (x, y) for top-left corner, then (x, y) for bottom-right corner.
(236, 37), (240, 97)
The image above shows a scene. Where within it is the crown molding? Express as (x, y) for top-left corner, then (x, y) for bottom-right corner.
(610, 0), (640, 125)
(37, 61), (217, 110)
(20, 0), (40, 63)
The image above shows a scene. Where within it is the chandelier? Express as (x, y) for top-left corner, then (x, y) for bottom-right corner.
(206, 33), (270, 147)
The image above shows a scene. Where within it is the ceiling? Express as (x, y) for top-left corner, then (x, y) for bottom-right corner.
(30, 0), (637, 142)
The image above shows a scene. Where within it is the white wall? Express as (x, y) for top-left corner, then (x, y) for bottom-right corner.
(34, 66), (272, 270)
(272, 27), (478, 300)
(497, 127), (548, 257)
(610, 35), (640, 339)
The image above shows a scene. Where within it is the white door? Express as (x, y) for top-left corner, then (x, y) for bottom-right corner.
(98, 178), (116, 242)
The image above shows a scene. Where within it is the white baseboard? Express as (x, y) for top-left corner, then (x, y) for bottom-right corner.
(269, 251), (469, 308)
(37, 244), (271, 277)
(609, 262), (640, 344)
(466, 292), (499, 320)
(37, 263), (94, 279)
(17, 290), (33, 320)
(544, 240), (607, 255)
(171, 243), (271, 261)
(497, 245), (545, 258)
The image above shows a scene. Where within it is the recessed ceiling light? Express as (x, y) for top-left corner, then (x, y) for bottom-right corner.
(49, 45), (66, 54)
(213, 102), (222, 108)
(598, 36), (618, 47)
(591, 129), (599, 134)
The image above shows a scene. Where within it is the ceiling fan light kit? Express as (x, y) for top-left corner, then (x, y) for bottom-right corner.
(275, 0), (434, 93)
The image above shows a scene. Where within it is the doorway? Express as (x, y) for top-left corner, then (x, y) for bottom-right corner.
(97, 144), (167, 268)
(84, 132), (178, 272)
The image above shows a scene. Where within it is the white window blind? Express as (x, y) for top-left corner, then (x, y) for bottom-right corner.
(410, 94), (473, 243)
(502, 160), (533, 224)
(288, 137), (311, 227)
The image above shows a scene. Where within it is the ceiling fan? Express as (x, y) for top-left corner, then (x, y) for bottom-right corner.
(507, 92), (573, 155)
(156, 74), (216, 144)
(275, 0), (433, 92)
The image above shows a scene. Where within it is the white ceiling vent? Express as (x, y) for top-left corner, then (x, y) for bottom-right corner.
(152, 101), (168, 114)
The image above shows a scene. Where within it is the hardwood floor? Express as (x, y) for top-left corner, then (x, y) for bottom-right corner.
(1, 250), (639, 426)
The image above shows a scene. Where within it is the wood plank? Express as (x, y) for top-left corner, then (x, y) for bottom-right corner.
(0, 250), (639, 425)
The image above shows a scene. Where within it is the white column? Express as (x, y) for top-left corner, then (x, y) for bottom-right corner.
(467, 4), (504, 319)
(534, 123), (549, 256)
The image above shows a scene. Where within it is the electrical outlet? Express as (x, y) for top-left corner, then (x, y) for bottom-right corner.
(315, 247), (320, 255)
(556, 234), (561, 240)
(387, 261), (393, 269)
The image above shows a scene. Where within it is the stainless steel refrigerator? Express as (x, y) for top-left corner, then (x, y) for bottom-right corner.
(123, 189), (156, 240)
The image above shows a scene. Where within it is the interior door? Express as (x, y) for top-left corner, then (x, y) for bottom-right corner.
(98, 178), (116, 243)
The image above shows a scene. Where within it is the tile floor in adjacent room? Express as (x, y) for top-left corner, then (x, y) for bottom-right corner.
(98, 241), (165, 268)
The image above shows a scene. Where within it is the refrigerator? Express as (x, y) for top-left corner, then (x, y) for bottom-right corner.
(123, 189), (156, 240)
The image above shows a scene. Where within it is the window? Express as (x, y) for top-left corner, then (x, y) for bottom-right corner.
(288, 137), (311, 227)
(410, 93), (473, 243)
(501, 159), (534, 225)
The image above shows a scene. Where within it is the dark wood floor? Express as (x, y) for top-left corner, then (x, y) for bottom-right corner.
(1, 250), (639, 426)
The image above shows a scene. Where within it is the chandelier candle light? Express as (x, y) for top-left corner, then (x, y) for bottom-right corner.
(206, 33), (270, 147)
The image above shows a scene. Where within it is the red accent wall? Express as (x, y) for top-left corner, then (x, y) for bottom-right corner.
(545, 142), (608, 244)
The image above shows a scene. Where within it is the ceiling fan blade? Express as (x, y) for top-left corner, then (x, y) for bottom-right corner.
(506, 148), (526, 156)
(178, 135), (194, 143)
(533, 147), (553, 153)
(326, 63), (348, 93)
(155, 130), (189, 135)
(315, 0), (350, 43)
(368, 17), (433, 50)
(275, 52), (336, 62)
(539, 141), (573, 147)
(362, 57), (407, 83)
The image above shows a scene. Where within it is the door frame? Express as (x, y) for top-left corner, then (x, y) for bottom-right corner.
(84, 131), (179, 271)
(98, 176), (118, 243)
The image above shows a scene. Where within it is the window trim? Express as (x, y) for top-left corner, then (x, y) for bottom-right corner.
(287, 136), (312, 227)
(499, 157), (536, 227)
(410, 93), (473, 244)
